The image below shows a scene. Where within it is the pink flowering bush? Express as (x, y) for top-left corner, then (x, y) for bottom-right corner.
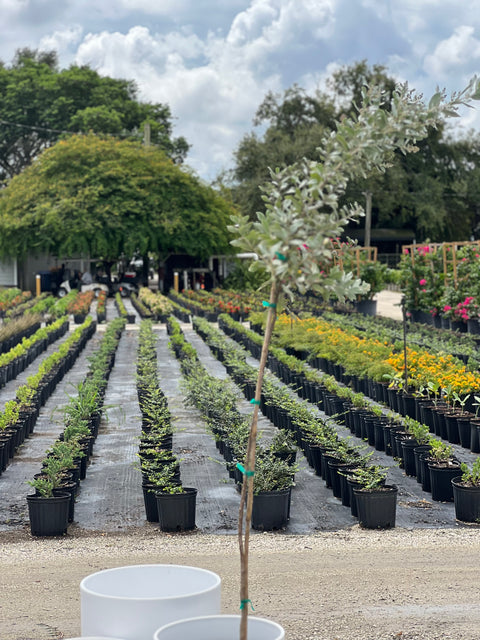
(454, 296), (479, 322)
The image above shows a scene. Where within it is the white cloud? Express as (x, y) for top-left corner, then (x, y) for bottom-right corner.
(0, 0), (28, 13)
(39, 25), (83, 56)
(119, 0), (190, 14)
(73, 22), (283, 178)
(424, 26), (480, 80)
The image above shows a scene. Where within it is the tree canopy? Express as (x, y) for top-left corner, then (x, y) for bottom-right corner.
(0, 134), (234, 267)
(228, 60), (480, 242)
(0, 48), (189, 184)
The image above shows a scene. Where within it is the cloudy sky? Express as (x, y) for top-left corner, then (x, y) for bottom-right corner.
(2, 0), (480, 180)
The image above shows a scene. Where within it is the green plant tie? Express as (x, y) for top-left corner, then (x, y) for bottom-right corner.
(275, 251), (287, 261)
(262, 301), (277, 308)
(240, 599), (255, 611)
(236, 463), (254, 477)
(250, 398), (260, 405)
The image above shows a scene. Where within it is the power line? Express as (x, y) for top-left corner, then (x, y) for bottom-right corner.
(0, 118), (140, 140)
(0, 119), (72, 136)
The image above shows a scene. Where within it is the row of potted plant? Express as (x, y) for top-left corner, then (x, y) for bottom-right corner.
(0, 312), (43, 355)
(168, 290), (219, 321)
(184, 287), (257, 318)
(220, 313), (480, 523)
(168, 316), (297, 531)
(248, 295), (480, 375)
(130, 291), (153, 320)
(0, 316), (70, 388)
(319, 307), (480, 367)
(25, 316), (127, 535)
(48, 290), (78, 317)
(21, 292), (58, 317)
(399, 242), (480, 331)
(114, 292), (136, 323)
(6, 292), (46, 321)
(0, 288), (33, 318)
(136, 288), (172, 321)
(67, 290), (95, 323)
(0, 317), (97, 478)
(193, 314), (400, 529)
(96, 289), (107, 323)
(136, 319), (197, 532)
(260, 312), (480, 410)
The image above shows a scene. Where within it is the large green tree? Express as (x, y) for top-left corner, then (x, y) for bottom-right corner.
(0, 134), (234, 280)
(229, 60), (480, 242)
(230, 84), (336, 217)
(0, 48), (189, 184)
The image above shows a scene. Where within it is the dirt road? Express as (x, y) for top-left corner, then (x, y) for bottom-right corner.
(1, 527), (480, 640)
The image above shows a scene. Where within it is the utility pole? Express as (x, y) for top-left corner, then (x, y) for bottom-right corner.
(364, 190), (372, 247)
(143, 122), (151, 147)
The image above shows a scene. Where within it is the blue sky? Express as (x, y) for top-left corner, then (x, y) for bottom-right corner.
(2, 0), (480, 180)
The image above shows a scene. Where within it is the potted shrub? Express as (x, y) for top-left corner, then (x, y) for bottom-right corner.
(155, 480), (197, 533)
(269, 429), (297, 466)
(96, 289), (107, 323)
(351, 465), (398, 529)
(26, 476), (70, 536)
(452, 457), (480, 523)
(354, 261), (388, 316)
(250, 452), (297, 531)
(426, 439), (461, 502)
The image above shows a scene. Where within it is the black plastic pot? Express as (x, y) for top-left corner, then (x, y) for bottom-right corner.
(471, 420), (480, 453)
(428, 463), (461, 502)
(53, 483), (77, 523)
(156, 487), (197, 532)
(353, 485), (398, 529)
(452, 477), (480, 523)
(347, 476), (362, 518)
(457, 416), (472, 449)
(413, 445), (431, 484)
(445, 413), (460, 445)
(142, 483), (159, 522)
(401, 438), (419, 477)
(252, 488), (291, 531)
(26, 492), (70, 536)
(327, 459), (350, 499)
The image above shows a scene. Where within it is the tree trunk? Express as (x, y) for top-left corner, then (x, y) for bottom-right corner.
(238, 280), (280, 640)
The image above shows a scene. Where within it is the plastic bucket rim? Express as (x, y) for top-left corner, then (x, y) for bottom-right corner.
(153, 614), (284, 638)
(80, 564), (221, 602)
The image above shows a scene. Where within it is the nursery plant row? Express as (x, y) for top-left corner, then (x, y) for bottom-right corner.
(0, 317), (97, 478)
(162, 315), (297, 531)
(182, 311), (479, 525)
(3, 285), (478, 535)
(25, 317), (127, 536)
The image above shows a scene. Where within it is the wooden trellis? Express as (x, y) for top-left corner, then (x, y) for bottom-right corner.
(442, 241), (480, 286)
(333, 246), (377, 275)
(402, 240), (480, 287)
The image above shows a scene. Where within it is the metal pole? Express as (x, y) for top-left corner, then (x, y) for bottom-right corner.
(401, 296), (408, 393)
(364, 190), (372, 248)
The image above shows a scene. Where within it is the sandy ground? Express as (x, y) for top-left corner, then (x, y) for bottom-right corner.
(1, 527), (480, 640)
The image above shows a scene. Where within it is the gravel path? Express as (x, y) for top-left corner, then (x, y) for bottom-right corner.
(1, 527), (480, 640)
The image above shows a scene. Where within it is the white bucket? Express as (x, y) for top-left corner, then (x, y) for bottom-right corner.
(80, 564), (221, 640)
(153, 614), (285, 640)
